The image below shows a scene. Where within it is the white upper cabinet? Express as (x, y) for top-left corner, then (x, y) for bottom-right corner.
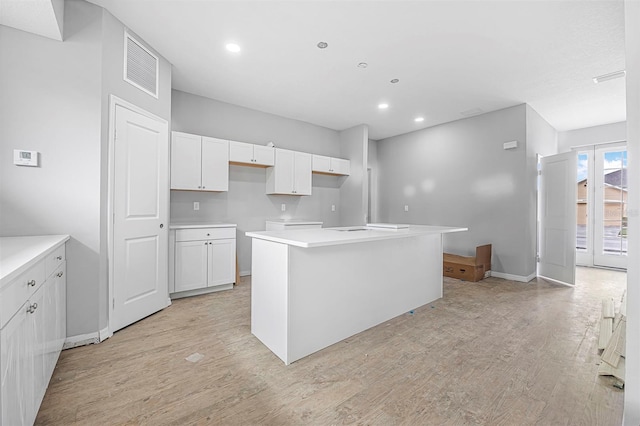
(201, 137), (229, 191)
(311, 154), (350, 176)
(171, 131), (229, 191)
(229, 141), (275, 166)
(266, 149), (312, 195)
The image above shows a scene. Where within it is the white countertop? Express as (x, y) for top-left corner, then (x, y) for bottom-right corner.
(246, 224), (467, 248)
(265, 220), (323, 225)
(170, 222), (237, 230)
(0, 235), (70, 287)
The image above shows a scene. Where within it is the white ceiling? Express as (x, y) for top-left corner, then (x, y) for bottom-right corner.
(50, 1), (634, 139)
(0, 0), (64, 41)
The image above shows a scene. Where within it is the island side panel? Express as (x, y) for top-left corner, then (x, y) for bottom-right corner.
(287, 233), (443, 364)
(250, 238), (290, 364)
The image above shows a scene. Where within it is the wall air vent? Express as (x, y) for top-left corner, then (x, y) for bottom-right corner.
(124, 31), (158, 98)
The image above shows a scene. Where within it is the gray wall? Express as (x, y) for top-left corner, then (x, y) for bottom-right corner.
(338, 125), (369, 226)
(525, 105), (559, 274)
(557, 121), (626, 153)
(0, 1), (103, 337)
(368, 139), (379, 223)
(170, 90), (346, 274)
(0, 0), (172, 338)
(376, 105), (536, 278)
(99, 11), (172, 332)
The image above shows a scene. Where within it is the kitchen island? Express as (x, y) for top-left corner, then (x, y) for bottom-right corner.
(246, 224), (467, 365)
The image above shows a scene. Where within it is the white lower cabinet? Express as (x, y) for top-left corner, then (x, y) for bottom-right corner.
(0, 238), (67, 426)
(170, 225), (236, 298)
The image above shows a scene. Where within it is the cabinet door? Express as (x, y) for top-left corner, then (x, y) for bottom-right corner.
(229, 140), (254, 164)
(253, 145), (275, 166)
(311, 155), (331, 173)
(331, 158), (350, 176)
(208, 239), (236, 287)
(293, 151), (312, 195)
(267, 149), (295, 194)
(29, 285), (46, 416)
(201, 137), (229, 191)
(1, 302), (30, 426)
(171, 132), (202, 190)
(175, 241), (209, 292)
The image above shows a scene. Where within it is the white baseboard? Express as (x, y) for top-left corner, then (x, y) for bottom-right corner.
(240, 270), (251, 277)
(99, 326), (112, 342)
(490, 271), (537, 283)
(537, 274), (575, 287)
(63, 332), (100, 349)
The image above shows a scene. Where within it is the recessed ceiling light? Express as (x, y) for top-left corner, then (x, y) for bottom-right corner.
(357, 62), (368, 68)
(317, 41), (328, 49)
(414, 117), (424, 122)
(225, 43), (241, 53)
(593, 70), (625, 83)
(378, 103), (389, 110)
(390, 79), (399, 84)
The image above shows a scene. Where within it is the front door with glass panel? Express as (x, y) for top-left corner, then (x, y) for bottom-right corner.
(575, 143), (627, 269)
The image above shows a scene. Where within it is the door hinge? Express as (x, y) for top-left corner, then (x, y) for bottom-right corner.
(112, 298), (115, 309)
(536, 255), (540, 262)
(538, 170), (542, 176)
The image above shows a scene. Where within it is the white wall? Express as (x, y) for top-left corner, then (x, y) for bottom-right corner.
(376, 105), (536, 279)
(624, 0), (640, 423)
(170, 90), (345, 275)
(557, 121), (626, 153)
(0, 0), (172, 339)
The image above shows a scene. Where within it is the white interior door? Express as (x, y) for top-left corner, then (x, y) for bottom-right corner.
(538, 151), (577, 285)
(112, 103), (169, 332)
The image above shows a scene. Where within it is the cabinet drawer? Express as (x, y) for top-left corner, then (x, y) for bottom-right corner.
(45, 245), (66, 278)
(1, 261), (45, 329)
(175, 227), (236, 242)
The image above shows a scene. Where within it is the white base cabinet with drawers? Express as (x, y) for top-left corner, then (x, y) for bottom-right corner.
(169, 224), (236, 299)
(0, 235), (68, 426)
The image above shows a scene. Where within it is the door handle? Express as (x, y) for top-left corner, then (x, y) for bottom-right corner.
(160, 224), (164, 229)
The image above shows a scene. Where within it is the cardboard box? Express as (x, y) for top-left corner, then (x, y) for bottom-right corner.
(443, 244), (491, 282)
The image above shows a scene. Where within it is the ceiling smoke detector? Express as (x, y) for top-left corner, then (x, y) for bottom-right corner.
(317, 41), (328, 49)
(390, 79), (399, 84)
(357, 62), (368, 68)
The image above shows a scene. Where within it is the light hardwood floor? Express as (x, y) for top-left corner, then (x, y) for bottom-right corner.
(37, 267), (625, 425)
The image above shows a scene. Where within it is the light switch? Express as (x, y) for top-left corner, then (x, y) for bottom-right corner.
(281, 204), (286, 212)
(404, 205), (409, 212)
(193, 202), (200, 211)
(331, 205), (336, 212)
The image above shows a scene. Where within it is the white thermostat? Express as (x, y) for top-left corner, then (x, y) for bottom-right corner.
(13, 150), (39, 167)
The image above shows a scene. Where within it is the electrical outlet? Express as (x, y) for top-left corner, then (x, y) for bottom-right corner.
(193, 202), (200, 211)
(281, 204), (286, 212)
(404, 205), (409, 212)
(331, 205), (336, 212)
